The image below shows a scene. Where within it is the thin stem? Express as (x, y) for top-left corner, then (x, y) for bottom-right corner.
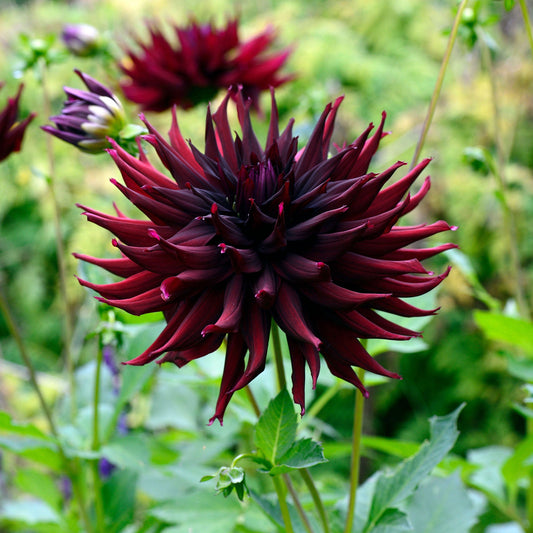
(40, 60), (77, 417)
(300, 380), (342, 431)
(271, 322), (287, 391)
(410, 0), (469, 169)
(0, 286), (93, 532)
(518, 0), (533, 59)
(273, 475), (295, 533)
(343, 370), (366, 533)
(480, 33), (530, 319)
(284, 473), (315, 533)
(528, 417), (533, 533)
(91, 345), (106, 532)
(245, 385), (261, 417)
(300, 469), (331, 533)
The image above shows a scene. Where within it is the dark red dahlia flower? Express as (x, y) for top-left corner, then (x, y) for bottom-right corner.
(0, 83), (35, 163)
(119, 18), (292, 112)
(76, 89), (456, 424)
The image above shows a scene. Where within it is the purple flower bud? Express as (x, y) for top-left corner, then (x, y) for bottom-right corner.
(42, 70), (126, 154)
(62, 24), (100, 57)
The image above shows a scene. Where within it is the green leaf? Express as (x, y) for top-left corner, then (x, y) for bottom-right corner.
(362, 436), (420, 459)
(474, 311), (533, 355)
(150, 492), (242, 532)
(502, 435), (533, 492)
(504, 0), (516, 10)
(0, 499), (60, 525)
(363, 405), (464, 533)
(404, 473), (480, 533)
(102, 469), (138, 533)
(372, 508), (412, 533)
(254, 389), (297, 465)
(467, 446), (513, 503)
(506, 354), (533, 382)
(14, 469), (63, 511)
(270, 438), (327, 474)
(100, 434), (151, 471)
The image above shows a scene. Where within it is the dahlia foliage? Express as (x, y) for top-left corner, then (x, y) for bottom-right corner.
(0, 83), (35, 163)
(119, 18), (292, 112)
(76, 89), (455, 424)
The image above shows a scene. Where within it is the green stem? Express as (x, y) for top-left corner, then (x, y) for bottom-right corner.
(300, 380), (343, 431)
(0, 286), (93, 532)
(284, 473), (315, 533)
(91, 344), (106, 532)
(526, 418), (533, 533)
(273, 475), (295, 533)
(271, 322), (287, 391)
(300, 469), (331, 533)
(480, 33), (531, 319)
(40, 60), (77, 418)
(518, 0), (533, 59)
(343, 370), (366, 533)
(245, 385), (261, 417)
(410, 0), (469, 169)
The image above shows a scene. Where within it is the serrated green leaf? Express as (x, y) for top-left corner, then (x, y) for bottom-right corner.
(270, 438), (327, 474)
(404, 473), (480, 533)
(362, 436), (420, 459)
(363, 405), (464, 533)
(254, 389), (297, 465)
(474, 311), (533, 355)
(372, 508), (412, 532)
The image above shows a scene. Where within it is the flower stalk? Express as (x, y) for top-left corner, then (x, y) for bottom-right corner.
(40, 59), (77, 419)
(518, 0), (533, 60)
(410, 0), (469, 169)
(273, 475), (295, 533)
(344, 369), (366, 533)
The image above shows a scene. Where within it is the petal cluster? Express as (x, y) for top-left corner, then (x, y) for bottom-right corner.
(42, 70), (126, 153)
(119, 18), (292, 112)
(62, 24), (101, 57)
(0, 83), (35, 163)
(76, 90), (456, 424)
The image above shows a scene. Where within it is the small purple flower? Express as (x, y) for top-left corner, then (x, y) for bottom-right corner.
(62, 24), (101, 57)
(0, 83), (35, 162)
(42, 70), (125, 153)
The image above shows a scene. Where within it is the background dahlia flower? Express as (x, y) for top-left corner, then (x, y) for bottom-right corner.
(119, 18), (292, 112)
(0, 83), (35, 163)
(42, 70), (126, 153)
(76, 89), (455, 424)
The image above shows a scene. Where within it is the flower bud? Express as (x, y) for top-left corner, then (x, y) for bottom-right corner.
(42, 70), (126, 154)
(62, 24), (100, 57)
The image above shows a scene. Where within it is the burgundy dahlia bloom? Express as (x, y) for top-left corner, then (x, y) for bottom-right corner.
(119, 18), (292, 112)
(42, 70), (126, 153)
(0, 83), (35, 163)
(75, 89), (456, 424)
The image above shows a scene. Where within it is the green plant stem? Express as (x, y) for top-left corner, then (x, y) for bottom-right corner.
(518, 0), (533, 59)
(300, 469), (331, 533)
(0, 286), (94, 532)
(526, 418), (533, 533)
(271, 322), (287, 390)
(245, 385), (261, 417)
(343, 370), (366, 533)
(300, 380), (343, 431)
(480, 33), (531, 319)
(284, 473), (315, 533)
(91, 345), (106, 533)
(410, 0), (469, 169)
(273, 475), (295, 533)
(39, 60), (77, 418)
